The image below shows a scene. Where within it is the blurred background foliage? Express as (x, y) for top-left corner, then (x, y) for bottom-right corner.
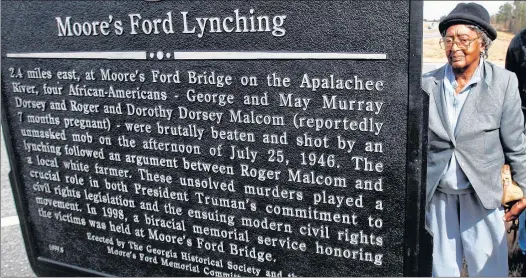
(491, 1), (526, 34)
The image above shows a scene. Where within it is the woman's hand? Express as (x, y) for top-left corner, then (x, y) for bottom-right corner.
(504, 197), (526, 221)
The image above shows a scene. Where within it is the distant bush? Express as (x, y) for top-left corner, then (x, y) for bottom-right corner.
(491, 1), (526, 34)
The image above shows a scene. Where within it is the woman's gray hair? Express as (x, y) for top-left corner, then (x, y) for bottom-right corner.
(467, 25), (492, 59)
(440, 25), (493, 59)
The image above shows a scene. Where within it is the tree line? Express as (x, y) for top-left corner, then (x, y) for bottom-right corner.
(491, 1), (526, 34)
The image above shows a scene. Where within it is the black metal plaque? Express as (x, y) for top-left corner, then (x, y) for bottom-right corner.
(1, 1), (430, 276)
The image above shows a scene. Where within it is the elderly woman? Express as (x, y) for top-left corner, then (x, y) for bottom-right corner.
(422, 3), (526, 276)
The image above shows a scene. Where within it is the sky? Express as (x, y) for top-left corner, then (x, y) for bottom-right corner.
(424, 1), (512, 21)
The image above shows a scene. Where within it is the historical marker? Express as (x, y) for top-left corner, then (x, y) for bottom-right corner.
(1, 1), (429, 276)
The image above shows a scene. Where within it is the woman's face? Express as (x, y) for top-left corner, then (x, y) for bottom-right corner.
(443, 24), (483, 71)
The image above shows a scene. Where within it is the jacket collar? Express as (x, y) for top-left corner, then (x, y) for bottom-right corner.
(423, 61), (494, 142)
(424, 59), (490, 95)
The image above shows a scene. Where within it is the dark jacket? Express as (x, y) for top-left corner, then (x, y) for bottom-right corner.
(505, 28), (526, 117)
